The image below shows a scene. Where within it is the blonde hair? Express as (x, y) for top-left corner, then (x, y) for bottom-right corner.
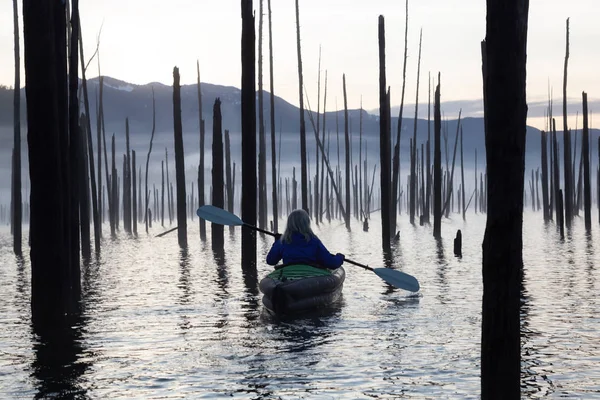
(281, 209), (314, 243)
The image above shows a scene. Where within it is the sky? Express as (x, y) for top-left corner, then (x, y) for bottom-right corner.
(0, 0), (598, 129)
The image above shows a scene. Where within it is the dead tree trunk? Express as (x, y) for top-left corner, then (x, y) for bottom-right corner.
(241, 0), (257, 268)
(343, 74), (351, 230)
(378, 15), (391, 250)
(541, 130), (550, 221)
(582, 92), (591, 231)
(132, 150), (137, 235)
(562, 18), (573, 227)
(552, 119), (562, 229)
(481, 0), (529, 395)
(460, 127), (466, 220)
(258, 0), (268, 231)
(410, 29), (423, 225)
(24, 0), (76, 323)
(433, 74), (442, 239)
(212, 99), (225, 250)
(442, 111), (462, 217)
(78, 115), (90, 261)
(267, 0), (278, 233)
(295, 0), (308, 212)
(124, 118), (132, 234)
(197, 61), (206, 241)
(12, 0), (22, 256)
(78, 20), (100, 253)
(391, 0), (409, 233)
(144, 88), (156, 234)
(225, 129), (234, 234)
(68, 1), (81, 285)
(172, 67), (187, 248)
(161, 161), (165, 226)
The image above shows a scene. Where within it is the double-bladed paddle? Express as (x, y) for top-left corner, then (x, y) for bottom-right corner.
(196, 205), (420, 292)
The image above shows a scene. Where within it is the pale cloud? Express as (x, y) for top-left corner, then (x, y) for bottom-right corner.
(0, 0), (598, 128)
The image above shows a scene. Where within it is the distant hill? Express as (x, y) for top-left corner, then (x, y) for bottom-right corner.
(1, 78), (599, 172)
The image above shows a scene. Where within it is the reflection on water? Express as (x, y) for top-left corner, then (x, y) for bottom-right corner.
(1, 211), (600, 398)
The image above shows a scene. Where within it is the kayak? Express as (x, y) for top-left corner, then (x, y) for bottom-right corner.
(259, 264), (345, 314)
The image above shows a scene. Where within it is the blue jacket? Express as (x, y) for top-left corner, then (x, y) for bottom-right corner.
(266, 232), (344, 269)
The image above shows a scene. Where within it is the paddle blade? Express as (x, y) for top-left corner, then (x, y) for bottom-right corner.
(373, 268), (420, 292)
(196, 205), (243, 226)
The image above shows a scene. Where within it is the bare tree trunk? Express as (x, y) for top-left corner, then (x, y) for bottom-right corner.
(582, 92), (591, 231)
(481, 0), (529, 394)
(12, 0), (22, 256)
(166, 149), (173, 225)
(314, 47), (321, 225)
(319, 72), (328, 224)
(68, 0), (81, 288)
(541, 130), (550, 221)
(144, 89), (156, 233)
(410, 29), (423, 225)
(161, 160), (164, 227)
(460, 127), (466, 220)
(552, 119), (563, 230)
(442, 111), (461, 216)
(123, 118), (131, 233)
(258, 0), (267, 231)
(225, 129), (234, 234)
(562, 18), (573, 227)
(25, 0), (79, 322)
(241, 0), (257, 268)
(378, 15), (391, 249)
(196, 61), (206, 241)
(391, 0), (409, 233)
(267, 0), (278, 233)
(294, 0), (308, 212)
(78, 115), (90, 261)
(342, 74), (351, 230)
(425, 74), (432, 222)
(132, 150), (137, 235)
(78, 20), (100, 253)
(433, 74), (442, 238)
(172, 67), (187, 248)
(212, 99), (225, 250)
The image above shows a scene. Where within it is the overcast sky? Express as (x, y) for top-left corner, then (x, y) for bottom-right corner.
(0, 0), (598, 129)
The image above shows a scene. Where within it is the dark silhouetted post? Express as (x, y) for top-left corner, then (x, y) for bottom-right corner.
(173, 67), (187, 248)
(294, 0), (308, 212)
(267, 0), (278, 233)
(258, 0), (267, 230)
(582, 92), (591, 231)
(12, 0), (22, 256)
(212, 99), (225, 250)
(24, 0), (75, 323)
(378, 15), (391, 250)
(391, 0), (409, 232)
(541, 130), (550, 221)
(453, 229), (462, 257)
(562, 19), (573, 227)
(197, 63), (206, 241)
(410, 29), (423, 225)
(433, 75), (442, 239)
(132, 150), (137, 235)
(481, 0), (529, 396)
(241, 0), (257, 268)
(144, 88), (156, 233)
(225, 129), (234, 233)
(343, 74), (351, 230)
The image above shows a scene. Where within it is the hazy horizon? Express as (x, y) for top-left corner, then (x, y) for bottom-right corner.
(1, 0), (599, 131)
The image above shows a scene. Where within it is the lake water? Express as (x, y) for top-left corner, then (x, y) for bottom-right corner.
(1, 211), (599, 398)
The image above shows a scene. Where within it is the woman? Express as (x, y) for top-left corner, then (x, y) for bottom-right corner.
(266, 209), (344, 269)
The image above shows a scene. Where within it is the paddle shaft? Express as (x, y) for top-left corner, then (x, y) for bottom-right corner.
(241, 222), (369, 270)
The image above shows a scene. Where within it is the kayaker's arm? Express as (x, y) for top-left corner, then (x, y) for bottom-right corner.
(266, 240), (283, 265)
(315, 240), (345, 269)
